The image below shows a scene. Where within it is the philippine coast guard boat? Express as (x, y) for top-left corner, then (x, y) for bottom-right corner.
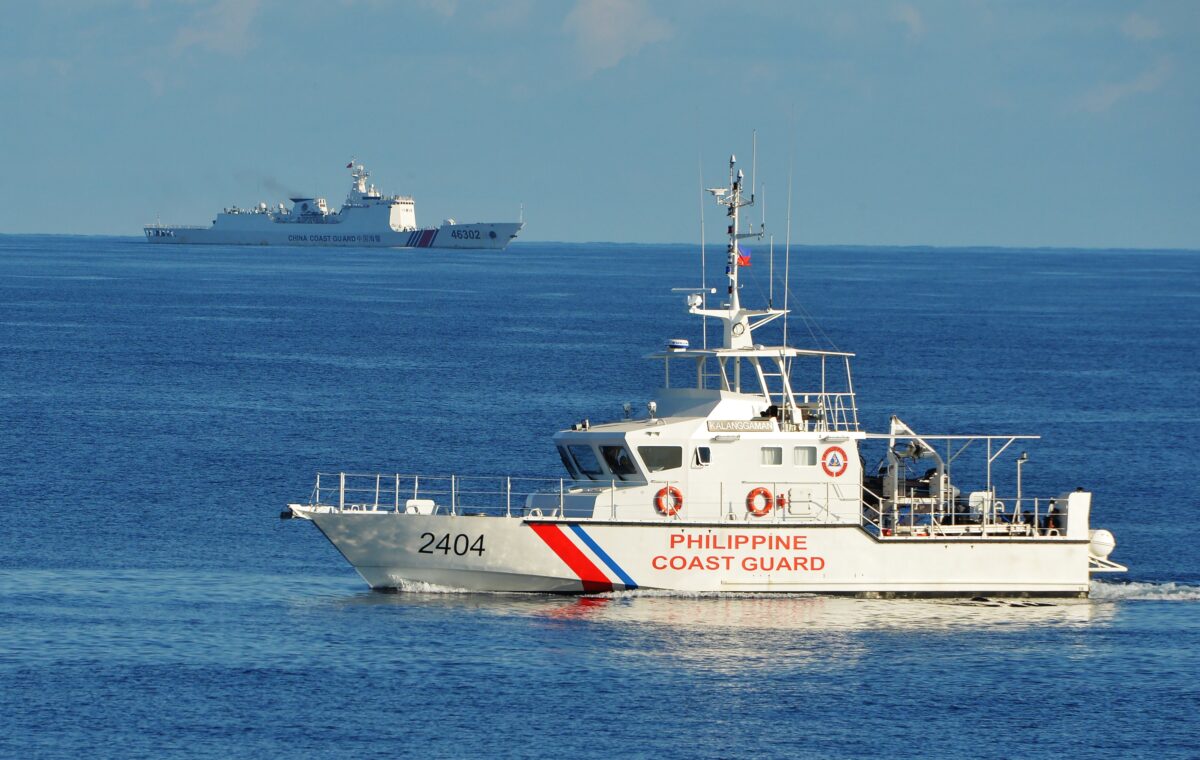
(144, 161), (522, 249)
(285, 154), (1125, 597)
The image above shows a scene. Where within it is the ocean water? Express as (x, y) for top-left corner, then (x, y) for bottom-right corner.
(1, 235), (1197, 759)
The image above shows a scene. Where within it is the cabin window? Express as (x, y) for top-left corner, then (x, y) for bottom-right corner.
(761, 447), (783, 466)
(794, 446), (817, 466)
(557, 446), (580, 479)
(600, 445), (638, 480)
(694, 446), (711, 466)
(638, 446), (683, 472)
(567, 445), (604, 479)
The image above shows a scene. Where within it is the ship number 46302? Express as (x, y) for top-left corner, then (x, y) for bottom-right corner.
(419, 532), (485, 556)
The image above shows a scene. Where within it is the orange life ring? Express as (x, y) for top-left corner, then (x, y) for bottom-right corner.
(654, 486), (683, 516)
(746, 487), (773, 517)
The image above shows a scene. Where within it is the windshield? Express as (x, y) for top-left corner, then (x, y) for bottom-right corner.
(567, 444), (604, 479)
(557, 446), (580, 479)
(600, 445), (639, 481)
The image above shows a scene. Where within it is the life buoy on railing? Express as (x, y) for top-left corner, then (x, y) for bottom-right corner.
(654, 486), (683, 516)
(746, 487), (773, 517)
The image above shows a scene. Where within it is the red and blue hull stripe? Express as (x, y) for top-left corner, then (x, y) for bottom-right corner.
(529, 523), (637, 592)
(405, 229), (440, 248)
(567, 524), (638, 590)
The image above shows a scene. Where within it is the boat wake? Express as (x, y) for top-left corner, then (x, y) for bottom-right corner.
(374, 582), (1200, 603)
(1090, 580), (1200, 601)
(392, 579), (477, 594)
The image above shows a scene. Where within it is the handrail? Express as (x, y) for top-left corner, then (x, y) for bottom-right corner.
(310, 472), (603, 517)
(859, 481), (1068, 539)
(301, 471), (1074, 536)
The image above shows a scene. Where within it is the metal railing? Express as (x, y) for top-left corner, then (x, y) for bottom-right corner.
(303, 472), (865, 524)
(860, 484), (1068, 539)
(308, 472), (592, 517)
(629, 478), (855, 524)
(302, 470), (1077, 534)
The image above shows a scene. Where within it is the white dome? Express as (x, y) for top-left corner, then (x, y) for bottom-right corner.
(1089, 529), (1116, 559)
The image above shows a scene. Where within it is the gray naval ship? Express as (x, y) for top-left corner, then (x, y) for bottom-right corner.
(145, 160), (523, 249)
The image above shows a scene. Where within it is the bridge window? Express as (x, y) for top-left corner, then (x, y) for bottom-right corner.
(694, 446), (711, 466)
(638, 446), (682, 472)
(761, 447), (783, 466)
(794, 446), (817, 466)
(567, 445), (604, 479)
(600, 445), (638, 480)
(557, 446), (580, 479)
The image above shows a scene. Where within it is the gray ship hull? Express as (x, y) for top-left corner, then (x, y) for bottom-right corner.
(145, 221), (522, 249)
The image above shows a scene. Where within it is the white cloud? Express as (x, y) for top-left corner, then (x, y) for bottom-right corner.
(416, 0), (458, 18)
(483, 0), (534, 27)
(172, 0), (261, 56)
(892, 2), (924, 40)
(141, 67), (167, 97)
(563, 0), (673, 75)
(1121, 13), (1163, 41)
(1077, 59), (1171, 113)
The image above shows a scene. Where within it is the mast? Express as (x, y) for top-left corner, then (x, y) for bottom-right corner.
(694, 154), (783, 349)
(727, 155), (745, 314)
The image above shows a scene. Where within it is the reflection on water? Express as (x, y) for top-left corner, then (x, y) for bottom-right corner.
(333, 584), (1116, 632)
(328, 585), (1129, 673)
(8, 570), (1188, 636)
(8, 569), (1195, 674)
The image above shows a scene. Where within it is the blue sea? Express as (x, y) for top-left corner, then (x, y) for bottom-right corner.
(2, 235), (1198, 759)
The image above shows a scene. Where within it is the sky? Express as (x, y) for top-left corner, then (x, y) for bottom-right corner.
(1, 0), (1197, 248)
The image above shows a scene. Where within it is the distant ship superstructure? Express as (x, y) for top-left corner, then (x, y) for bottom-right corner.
(145, 161), (522, 249)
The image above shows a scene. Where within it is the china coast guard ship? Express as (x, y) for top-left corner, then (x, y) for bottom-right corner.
(285, 154), (1125, 597)
(144, 161), (522, 249)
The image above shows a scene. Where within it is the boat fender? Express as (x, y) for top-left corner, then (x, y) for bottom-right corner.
(746, 487), (773, 517)
(654, 486), (683, 516)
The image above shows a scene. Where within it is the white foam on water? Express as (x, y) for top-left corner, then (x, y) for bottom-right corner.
(393, 579), (477, 594)
(1089, 580), (1200, 601)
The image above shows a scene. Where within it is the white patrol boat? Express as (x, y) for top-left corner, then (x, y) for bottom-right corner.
(285, 154), (1126, 597)
(144, 161), (522, 249)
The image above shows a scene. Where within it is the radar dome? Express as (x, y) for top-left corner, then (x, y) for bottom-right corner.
(1089, 529), (1116, 559)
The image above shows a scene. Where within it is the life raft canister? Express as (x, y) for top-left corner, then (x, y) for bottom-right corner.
(746, 487), (773, 517)
(654, 486), (683, 516)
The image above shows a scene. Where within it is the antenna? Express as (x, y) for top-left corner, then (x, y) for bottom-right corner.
(751, 130), (757, 206)
(764, 172), (768, 221)
(698, 154), (707, 350)
(783, 149), (793, 349)
(519, 203), (524, 224)
(769, 234), (775, 308)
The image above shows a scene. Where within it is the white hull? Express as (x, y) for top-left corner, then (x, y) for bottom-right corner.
(145, 221), (522, 249)
(146, 159), (522, 249)
(294, 508), (1093, 597)
(282, 151), (1124, 597)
